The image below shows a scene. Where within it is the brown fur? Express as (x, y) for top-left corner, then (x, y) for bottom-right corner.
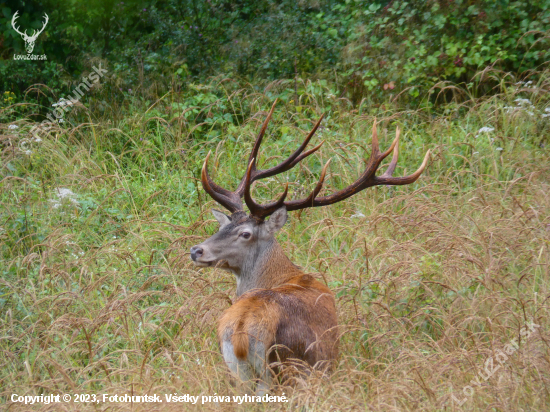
(218, 273), (338, 370)
(231, 320), (249, 360)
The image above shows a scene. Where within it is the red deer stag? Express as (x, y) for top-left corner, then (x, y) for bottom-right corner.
(190, 101), (430, 394)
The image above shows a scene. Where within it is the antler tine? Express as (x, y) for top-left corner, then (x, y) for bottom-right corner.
(381, 127), (400, 178)
(292, 159), (332, 209)
(363, 119), (399, 178)
(245, 99), (278, 173)
(236, 111), (325, 193)
(376, 149), (431, 186)
(202, 151), (234, 196)
(201, 151), (243, 213)
(11, 11), (26, 37)
(370, 119), (381, 158)
(234, 100), (277, 194)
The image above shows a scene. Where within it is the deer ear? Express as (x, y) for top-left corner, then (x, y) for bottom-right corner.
(265, 206), (287, 234)
(212, 209), (231, 228)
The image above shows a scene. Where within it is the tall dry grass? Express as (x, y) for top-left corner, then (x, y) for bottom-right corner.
(1, 70), (549, 411)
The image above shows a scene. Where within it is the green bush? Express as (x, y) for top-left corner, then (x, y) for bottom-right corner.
(1, 0), (549, 105)
(333, 0), (550, 104)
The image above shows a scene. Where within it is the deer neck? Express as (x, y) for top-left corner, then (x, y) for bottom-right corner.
(235, 239), (300, 297)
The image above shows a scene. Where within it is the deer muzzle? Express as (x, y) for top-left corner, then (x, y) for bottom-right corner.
(190, 245), (203, 261)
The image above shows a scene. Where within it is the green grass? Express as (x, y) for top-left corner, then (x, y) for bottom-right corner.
(1, 73), (550, 411)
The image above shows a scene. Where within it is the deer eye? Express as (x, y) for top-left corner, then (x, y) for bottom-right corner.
(240, 231), (251, 239)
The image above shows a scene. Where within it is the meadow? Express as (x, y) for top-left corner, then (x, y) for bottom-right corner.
(1, 71), (550, 411)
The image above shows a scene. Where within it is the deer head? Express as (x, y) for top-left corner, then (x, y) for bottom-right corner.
(190, 100), (430, 296)
(12, 11), (49, 54)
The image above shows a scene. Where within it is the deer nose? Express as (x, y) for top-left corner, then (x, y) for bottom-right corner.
(190, 246), (203, 261)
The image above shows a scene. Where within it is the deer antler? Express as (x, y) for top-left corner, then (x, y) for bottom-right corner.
(11, 11), (26, 38)
(29, 13), (49, 40)
(11, 11), (48, 40)
(201, 99), (324, 213)
(201, 101), (430, 220)
(244, 122), (430, 218)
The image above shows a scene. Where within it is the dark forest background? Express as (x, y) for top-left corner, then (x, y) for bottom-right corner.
(1, 0), (549, 106)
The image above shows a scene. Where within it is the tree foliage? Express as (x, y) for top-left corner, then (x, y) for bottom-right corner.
(1, 0), (549, 104)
